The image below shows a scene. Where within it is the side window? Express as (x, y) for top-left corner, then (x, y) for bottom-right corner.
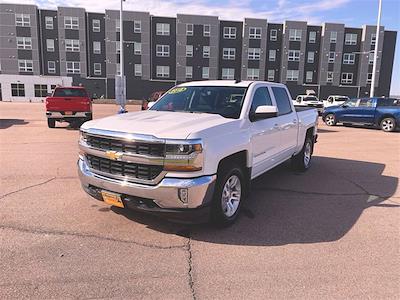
(250, 87), (272, 116)
(327, 96), (332, 103)
(358, 98), (374, 107)
(296, 96), (301, 102)
(272, 87), (293, 115)
(345, 99), (358, 107)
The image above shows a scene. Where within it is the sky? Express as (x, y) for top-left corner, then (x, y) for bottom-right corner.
(7, 0), (400, 95)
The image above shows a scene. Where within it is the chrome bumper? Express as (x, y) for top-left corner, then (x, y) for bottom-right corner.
(78, 157), (216, 209)
(47, 111), (90, 118)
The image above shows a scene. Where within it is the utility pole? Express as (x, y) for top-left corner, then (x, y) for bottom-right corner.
(370, 0), (382, 97)
(116, 0), (126, 113)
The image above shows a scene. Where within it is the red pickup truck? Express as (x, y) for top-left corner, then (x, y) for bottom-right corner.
(45, 86), (92, 128)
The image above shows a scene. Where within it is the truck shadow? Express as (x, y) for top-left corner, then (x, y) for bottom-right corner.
(0, 119), (29, 129)
(113, 156), (398, 246)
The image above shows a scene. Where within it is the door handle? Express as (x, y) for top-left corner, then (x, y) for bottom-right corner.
(293, 119), (297, 124)
(273, 124), (279, 129)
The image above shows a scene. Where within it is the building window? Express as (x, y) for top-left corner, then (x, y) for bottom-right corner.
(93, 63), (101, 75)
(93, 41), (101, 54)
(203, 46), (210, 58)
(289, 29), (302, 41)
(46, 39), (54, 52)
(15, 14), (30, 27)
(267, 69), (275, 81)
(45, 16), (53, 29)
(65, 39), (80, 52)
(269, 49), (276, 61)
(203, 24), (211, 37)
(345, 33), (357, 45)
(286, 70), (299, 81)
(156, 23), (170, 36)
(371, 34), (376, 46)
(288, 50), (300, 61)
(156, 65), (170, 78)
(367, 73), (372, 84)
(223, 48), (235, 60)
(330, 31), (337, 43)
(202, 67), (209, 79)
(11, 83), (25, 97)
(116, 42), (121, 54)
(18, 60), (33, 72)
(156, 44), (170, 57)
(64, 17), (79, 30)
(369, 52), (374, 64)
(92, 19), (100, 32)
(328, 52), (335, 63)
(134, 42), (141, 55)
(66, 61), (80, 74)
(222, 68), (235, 79)
(48, 61), (56, 73)
(270, 29), (277, 41)
(248, 48), (261, 60)
(186, 24), (193, 36)
(115, 19), (120, 32)
(51, 85), (56, 91)
(223, 27), (236, 39)
(343, 53), (355, 64)
(134, 64), (142, 76)
(34, 84), (47, 97)
(16, 37), (32, 50)
(247, 68), (260, 80)
(185, 66), (193, 79)
(186, 45), (193, 57)
(309, 31), (316, 43)
(306, 71), (313, 83)
(249, 27), (262, 39)
(341, 72), (353, 84)
(134, 20), (141, 33)
(116, 63), (121, 75)
(307, 51), (314, 63)
(327, 71), (333, 83)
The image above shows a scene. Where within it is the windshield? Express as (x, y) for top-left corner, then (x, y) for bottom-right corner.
(150, 86), (247, 119)
(304, 96), (318, 102)
(54, 88), (87, 97)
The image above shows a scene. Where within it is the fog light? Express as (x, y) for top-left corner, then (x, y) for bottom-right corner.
(178, 188), (188, 204)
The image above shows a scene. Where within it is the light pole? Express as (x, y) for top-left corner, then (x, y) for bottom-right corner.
(116, 0), (126, 113)
(370, 0), (382, 97)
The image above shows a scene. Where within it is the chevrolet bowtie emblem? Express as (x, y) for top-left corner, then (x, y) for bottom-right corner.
(106, 150), (123, 161)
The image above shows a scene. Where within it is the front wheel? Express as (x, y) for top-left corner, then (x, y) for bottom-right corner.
(380, 117), (396, 132)
(292, 137), (313, 172)
(211, 165), (245, 226)
(47, 119), (55, 128)
(324, 114), (336, 126)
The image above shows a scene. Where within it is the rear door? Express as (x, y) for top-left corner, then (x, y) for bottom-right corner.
(47, 88), (90, 112)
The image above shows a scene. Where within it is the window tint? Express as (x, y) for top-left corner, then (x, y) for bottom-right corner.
(250, 88), (272, 115)
(377, 98), (400, 107)
(358, 98), (374, 107)
(271, 87), (292, 115)
(53, 88), (87, 97)
(344, 99), (358, 107)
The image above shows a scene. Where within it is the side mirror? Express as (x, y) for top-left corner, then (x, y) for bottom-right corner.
(250, 105), (278, 121)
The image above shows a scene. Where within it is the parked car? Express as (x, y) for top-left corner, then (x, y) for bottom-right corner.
(323, 95), (350, 108)
(46, 86), (92, 128)
(78, 80), (318, 225)
(322, 97), (400, 132)
(142, 90), (165, 110)
(294, 94), (324, 114)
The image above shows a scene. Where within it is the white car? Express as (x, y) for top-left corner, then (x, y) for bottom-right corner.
(323, 95), (350, 108)
(78, 81), (318, 225)
(293, 94), (324, 114)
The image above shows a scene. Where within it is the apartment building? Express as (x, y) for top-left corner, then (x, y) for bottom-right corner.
(0, 3), (397, 101)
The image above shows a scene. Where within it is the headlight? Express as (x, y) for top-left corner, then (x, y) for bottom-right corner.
(79, 130), (88, 143)
(164, 140), (203, 172)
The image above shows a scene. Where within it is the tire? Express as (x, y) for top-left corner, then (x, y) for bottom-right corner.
(292, 136), (313, 172)
(211, 164), (245, 226)
(380, 117), (396, 132)
(324, 114), (336, 126)
(47, 119), (55, 128)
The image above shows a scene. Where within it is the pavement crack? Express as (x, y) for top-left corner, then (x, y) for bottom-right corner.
(185, 235), (197, 300)
(0, 224), (186, 251)
(0, 177), (56, 200)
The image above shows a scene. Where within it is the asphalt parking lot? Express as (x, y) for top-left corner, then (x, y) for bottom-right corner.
(1, 102), (399, 299)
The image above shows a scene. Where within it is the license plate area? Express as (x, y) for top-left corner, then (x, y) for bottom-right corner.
(101, 190), (124, 208)
(65, 111), (73, 115)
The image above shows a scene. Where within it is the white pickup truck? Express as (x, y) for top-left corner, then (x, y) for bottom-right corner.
(78, 81), (318, 225)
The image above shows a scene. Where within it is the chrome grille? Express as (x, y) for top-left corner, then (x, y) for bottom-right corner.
(86, 135), (165, 157)
(86, 154), (163, 181)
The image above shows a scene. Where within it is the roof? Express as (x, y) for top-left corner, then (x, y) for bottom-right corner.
(178, 80), (285, 88)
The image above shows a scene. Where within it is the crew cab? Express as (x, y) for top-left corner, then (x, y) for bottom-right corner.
(46, 86), (92, 128)
(294, 94), (324, 114)
(78, 81), (318, 225)
(323, 95), (350, 108)
(322, 97), (400, 132)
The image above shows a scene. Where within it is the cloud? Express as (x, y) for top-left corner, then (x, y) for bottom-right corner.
(2, 0), (350, 24)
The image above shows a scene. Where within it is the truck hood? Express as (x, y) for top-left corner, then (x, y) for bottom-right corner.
(81, 110), (234, 139)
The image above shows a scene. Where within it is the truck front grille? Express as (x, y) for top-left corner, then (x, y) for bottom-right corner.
(86, 135), (165, 157)
(86, 154), (163, 181)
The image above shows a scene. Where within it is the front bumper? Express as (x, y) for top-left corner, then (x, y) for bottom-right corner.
(78, 157), (216, 222)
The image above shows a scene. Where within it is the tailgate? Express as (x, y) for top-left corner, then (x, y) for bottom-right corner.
(46, 97), (90, 112)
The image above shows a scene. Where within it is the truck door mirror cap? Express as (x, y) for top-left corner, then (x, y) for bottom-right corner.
(253, 105), (278, 120)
